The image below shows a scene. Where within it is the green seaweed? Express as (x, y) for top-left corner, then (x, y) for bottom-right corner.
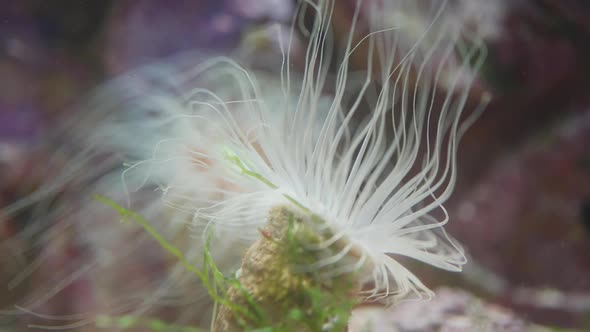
(96, 195), (357, 331)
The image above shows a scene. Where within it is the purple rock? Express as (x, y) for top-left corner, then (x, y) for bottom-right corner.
(103, 0), (295, 75)
(0, 106), (42, 141)
(350, 288), (535, 332)
(449, 110), (590, 327)
(230, 0), (293, 21)
(0, 58), (43, 142)
(104, 0), (246, 75)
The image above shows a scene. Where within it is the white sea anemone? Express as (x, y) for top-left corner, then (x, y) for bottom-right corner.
(100, 0), (488, 304)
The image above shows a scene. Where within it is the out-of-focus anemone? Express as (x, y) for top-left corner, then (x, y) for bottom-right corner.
(2, 0), (487, 329)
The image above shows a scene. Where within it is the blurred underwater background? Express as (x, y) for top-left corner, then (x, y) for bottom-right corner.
(1, 0), (590, 331)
